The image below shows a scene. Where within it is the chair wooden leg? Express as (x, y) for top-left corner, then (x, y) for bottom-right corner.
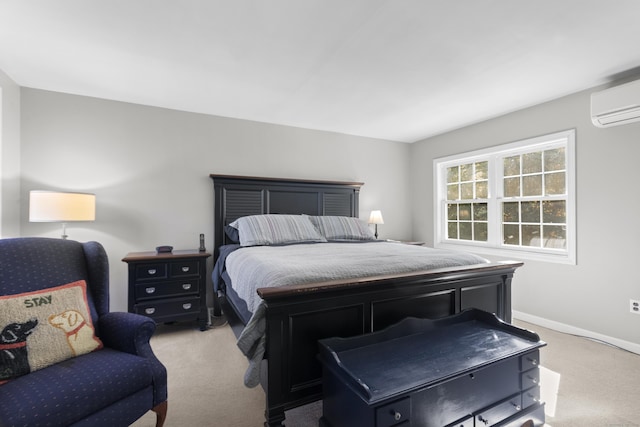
(152, 401), (168, 427)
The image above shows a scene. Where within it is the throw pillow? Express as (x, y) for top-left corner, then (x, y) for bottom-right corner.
(230, 214), (327, 247)
(0, 280), (103, 383)
(308, 215), (376, 241)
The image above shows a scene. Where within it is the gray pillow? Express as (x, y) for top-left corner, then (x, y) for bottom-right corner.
(308, 216), (375, 241)
(230, 214), (327, 247)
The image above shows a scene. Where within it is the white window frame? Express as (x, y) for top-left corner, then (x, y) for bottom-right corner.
(0, 87), (3, 238)
(433, 129), (576, 265)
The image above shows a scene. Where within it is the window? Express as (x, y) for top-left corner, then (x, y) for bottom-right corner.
(434, 129), (576, 264)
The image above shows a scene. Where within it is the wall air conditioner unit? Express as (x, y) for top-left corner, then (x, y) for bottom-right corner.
(591, 79), (640, 128)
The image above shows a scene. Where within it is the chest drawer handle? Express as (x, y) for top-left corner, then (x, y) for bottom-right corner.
(182, 303), (192, 310)
(181, 266), (190, 272)
(148, 269), (157, 275)
(526, 356), (538, 365)
(182, 283), (192, 290)
(392, 411), (402, 421)
(145, 308), (156, 315)
(145, 287), (156, 294)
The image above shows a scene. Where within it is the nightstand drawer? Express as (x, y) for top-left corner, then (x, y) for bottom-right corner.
(135, 296), (201, 319)
(135, 263), (168, 280)
(135, 279), (199, 300)
(170, 260), (199, 277)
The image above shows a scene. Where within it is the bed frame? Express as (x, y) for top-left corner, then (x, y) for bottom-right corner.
(210, 174), (523, 427)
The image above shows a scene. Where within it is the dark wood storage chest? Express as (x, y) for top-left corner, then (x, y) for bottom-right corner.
(318, 309), (546, 427)
(123, 249), (210, 331)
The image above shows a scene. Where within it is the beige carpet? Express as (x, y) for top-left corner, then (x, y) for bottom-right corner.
(131, 317), (640, 427)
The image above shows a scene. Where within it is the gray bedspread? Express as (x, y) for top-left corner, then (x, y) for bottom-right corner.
(230, 241), (488, 387)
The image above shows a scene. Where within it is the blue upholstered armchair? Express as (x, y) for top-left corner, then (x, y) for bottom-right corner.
(0, 237), (167, 427)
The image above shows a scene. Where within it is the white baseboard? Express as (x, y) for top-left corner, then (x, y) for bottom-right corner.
(512, 310), (640, 356)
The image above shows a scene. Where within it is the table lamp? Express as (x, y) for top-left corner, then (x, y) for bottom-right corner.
(368, 210), (384, 239)
(29, 191), (96, 239)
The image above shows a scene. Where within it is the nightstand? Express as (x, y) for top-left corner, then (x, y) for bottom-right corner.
(123, 249), (211, 331)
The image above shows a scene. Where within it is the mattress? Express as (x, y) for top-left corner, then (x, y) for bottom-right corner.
(226, 241), (488, 315)
(213, 241), (489, 387)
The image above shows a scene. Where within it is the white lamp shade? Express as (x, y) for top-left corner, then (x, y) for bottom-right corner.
(368, 210), (384, 225)
(29, 191), (96, 222)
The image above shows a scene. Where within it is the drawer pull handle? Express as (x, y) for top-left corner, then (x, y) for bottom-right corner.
(527, 357), (538, 365)
(182, 303), (192, 310)
(145, 287), (156, 294)
(390, 410), (402, 421)
(478, 415), (489, 425)
(511, 402), (521, 411)
(527, 374), (538, 384)
(145, 308), (156, 315)
(148, 269), (157, 275)
(182, 266), (190, 272)
(182, 283), (192, 290)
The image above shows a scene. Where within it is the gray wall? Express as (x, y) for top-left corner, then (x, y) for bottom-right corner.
(19, 88), (412, 312)
(6, 77), (640, 352)
(0, 68), (21, 237)
(410, 86), (640, 352)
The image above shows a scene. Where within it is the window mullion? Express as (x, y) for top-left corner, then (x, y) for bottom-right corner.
(487, 156), (501, 247)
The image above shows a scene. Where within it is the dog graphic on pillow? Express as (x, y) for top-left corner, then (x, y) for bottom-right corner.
(0, 319), (39, 380)
(1, 281), (104, 382)
(48, 310), (102, 355)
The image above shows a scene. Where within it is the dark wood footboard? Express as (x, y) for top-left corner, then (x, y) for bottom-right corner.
(257, 261), (522, 426)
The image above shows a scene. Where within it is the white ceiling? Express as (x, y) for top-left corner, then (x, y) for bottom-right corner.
(1, 1), (640, 143)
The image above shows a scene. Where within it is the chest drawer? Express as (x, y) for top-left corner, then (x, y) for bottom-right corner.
(135, 279), (199, 300)
(520, 350), (540, 370)
(375, 397), (410, 427)
(475, 393), (522, 427)
(523, 386), (541, 409)
(444, 415), (473, 427)
(521, 368), (540, 389)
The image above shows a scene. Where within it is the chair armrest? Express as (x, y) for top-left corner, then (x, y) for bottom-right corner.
(98, 312), (156, 357)
(98, 312), (168, 405)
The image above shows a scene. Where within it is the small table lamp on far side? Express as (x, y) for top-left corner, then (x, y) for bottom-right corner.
(29, 190), (96, 239)
(368, 210), (384, 239)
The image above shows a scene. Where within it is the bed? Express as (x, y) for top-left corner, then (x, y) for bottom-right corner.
(210, 174), (523, 427)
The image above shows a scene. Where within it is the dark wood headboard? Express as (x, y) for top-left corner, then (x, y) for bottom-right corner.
(210, 175), (364, 259)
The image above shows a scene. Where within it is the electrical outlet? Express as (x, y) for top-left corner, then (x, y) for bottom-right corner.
(630, 299), (640, 315)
